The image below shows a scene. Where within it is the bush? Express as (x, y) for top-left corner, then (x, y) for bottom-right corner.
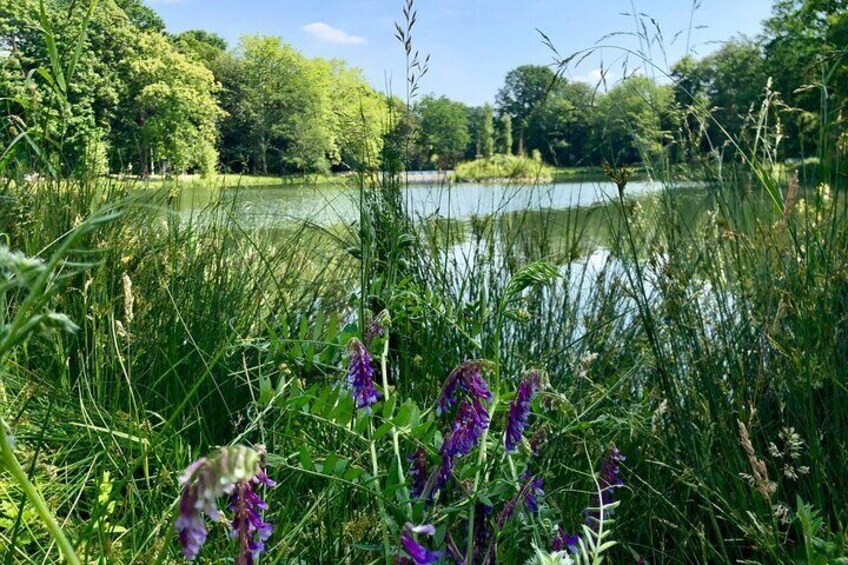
(454, 154), (554, 182)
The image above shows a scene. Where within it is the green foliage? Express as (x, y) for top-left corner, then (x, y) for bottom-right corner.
(123, 32), (222, 177)
(482, 104), (495, 159)
(501, 113), (513, 156)
(454, 154), (554, 182)
(415, 94), (470, 168)
(593, 76), (673, 165)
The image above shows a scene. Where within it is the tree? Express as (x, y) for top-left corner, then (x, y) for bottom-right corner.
(482, 104), (495, 158)
(593, 76), (673, 165)
(117, 32), (223, 176)
(700, 39), (767, 145)
(495, 65), (561, 156)
(113, 0), (166, 32)
(464, 105), (485, 160)
(763, 0), (848, 160)
(0, 0), (138, 175)
(173, 30), (228, 69)
(236, 35), (324, 174)
(500, 114), (513, 155)
(415, 95), (469, 169)
(325, 60), (388, 171)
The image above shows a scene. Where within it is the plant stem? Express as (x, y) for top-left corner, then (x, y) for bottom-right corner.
(379, 329), (412, 521)
(0, 419), (81, 565)
(465, 396), (497, 563)
(368, 421), (392, 564)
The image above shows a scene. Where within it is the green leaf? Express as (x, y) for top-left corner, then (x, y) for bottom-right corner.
(372, 421), (394, 441)
(298, 448), (313, 471)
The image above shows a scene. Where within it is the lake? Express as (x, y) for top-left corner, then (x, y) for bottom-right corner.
(176, 178), (686, 229)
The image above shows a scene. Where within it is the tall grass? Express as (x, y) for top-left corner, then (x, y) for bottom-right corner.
(2, 1), (848, 563)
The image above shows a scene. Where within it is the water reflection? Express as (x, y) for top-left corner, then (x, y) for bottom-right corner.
(179, 180), (670, 228)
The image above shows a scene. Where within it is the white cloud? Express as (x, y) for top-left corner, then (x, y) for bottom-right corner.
(303, 22), (366, 45)
(573, 68), (614, 86)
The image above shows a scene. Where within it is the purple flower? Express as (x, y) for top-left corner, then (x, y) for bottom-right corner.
(441, 400), (490, 459)
(229, 475), (275, 565)
(400, 523), (442, 564)
(496, 495), (519, 529)
(435, 454), (454, 492)
(438, 362), (492, 416)
(585, 446), (625, 529)
(552, 526), (579, 554)
(347, 338), (381, 411)
(407, 448), (428, 499)
(599, 446), (625, 493)
(366, 317), (386, 344)
(521, 472), (544, 513)
(505, 373), (540, 452)
(175, 446), (275, 563)
(176, 484), (208, 561)
(473, 503), (493, 561)
(497, 472), (544, 528)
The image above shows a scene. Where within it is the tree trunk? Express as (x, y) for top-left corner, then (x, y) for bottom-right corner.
(518, 127), (525, 157)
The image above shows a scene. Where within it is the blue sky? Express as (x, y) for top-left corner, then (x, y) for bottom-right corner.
(146, 0), (774, 106)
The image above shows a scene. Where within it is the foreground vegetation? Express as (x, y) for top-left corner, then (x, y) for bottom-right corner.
(2, 0), (848, 563)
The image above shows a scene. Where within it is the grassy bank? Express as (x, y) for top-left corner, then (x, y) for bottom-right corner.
(126, 172), (346, 190)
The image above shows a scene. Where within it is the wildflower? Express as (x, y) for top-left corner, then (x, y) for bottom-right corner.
(229, 464), (276, 565)
(498, 472), (544, 528)
(585, 446), (625, 530)
(435, 454), (454, 492)
(175, 446), (275, 562)
(434, 363), (493, 488)
(399, 523), (442, 564)
(598, 446), (625, 499)
(407, 448), (428, 499)
(473, 503), (493, 560)
(552, 526), (579, 554)
(442, 400), (490, 459)
(346, 338), (381, 411)
(438, 361), (492, 416)
(366, 315), (386, 344)
(505, 373), (540, 451)
(522, 472), (544, 513)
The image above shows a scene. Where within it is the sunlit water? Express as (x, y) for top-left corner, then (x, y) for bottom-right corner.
(178, 179), (670, 227)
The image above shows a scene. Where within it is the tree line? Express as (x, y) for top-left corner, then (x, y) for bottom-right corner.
(1, 0), (844, 177)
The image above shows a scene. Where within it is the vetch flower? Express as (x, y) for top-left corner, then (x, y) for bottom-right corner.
(522, 472), (544, 513)
(175, 445), (275, 562)
(407, 448), (428, 499)
(176, 482), (208, 561)
(498, 472), (544, 527)
(229, 466), (276, 565)
(346, 338), (381, 411)
(442, 400), (490, 459)
(436, 389), (491, 488)
(585, 446), (625, 530)
(598, 446), (625, 503)
(552, 526), (579, 554)
(433, 362), (494, 491)
(505, 373), (540, 452)
(438, 361), (492, 416)
(399, 523), (442, 564)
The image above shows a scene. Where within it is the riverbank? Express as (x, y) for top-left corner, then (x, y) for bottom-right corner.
(123, 172), (344, 190)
